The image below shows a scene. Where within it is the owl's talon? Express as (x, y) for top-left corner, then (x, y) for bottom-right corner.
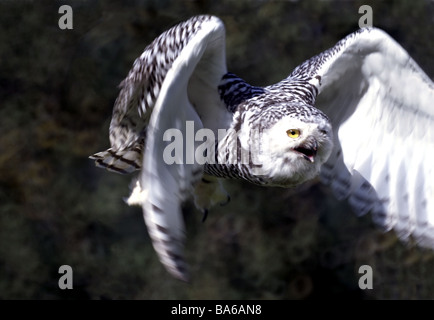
(202, 209), (209, 223)
(220, 195), (231, 206)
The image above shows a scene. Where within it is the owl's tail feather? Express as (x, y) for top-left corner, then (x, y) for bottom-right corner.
(89, 146), (142, 174)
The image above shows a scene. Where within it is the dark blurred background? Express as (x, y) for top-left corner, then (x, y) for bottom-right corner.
(1, 0), (433, 300)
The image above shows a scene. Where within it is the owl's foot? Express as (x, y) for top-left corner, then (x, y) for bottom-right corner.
(220, 195), (231, 206)
(194, 175), (230, 222)
(124, 179), (148, 206)
(202, 209), (209, 223)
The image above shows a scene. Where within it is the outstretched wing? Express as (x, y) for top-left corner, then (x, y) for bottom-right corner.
(90, 15), (229, 174)
(139, 15), (230, 281)
(290, 27), (434, 248)
(95, 15), (229, 281)
(140, 17), (230, 280)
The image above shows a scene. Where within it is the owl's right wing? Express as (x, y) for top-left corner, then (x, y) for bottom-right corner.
(139, 16), (232, 281)
(290, 27), (434, 249)
(142, 16), (232, 282)
(94, 15), (230, 281)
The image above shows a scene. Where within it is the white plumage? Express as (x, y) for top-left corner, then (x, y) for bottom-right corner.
(311, 28), (434, 248)
(90, 15), (434, 281)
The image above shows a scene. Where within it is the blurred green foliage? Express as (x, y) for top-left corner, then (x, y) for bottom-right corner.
(0, 0), (433, 299)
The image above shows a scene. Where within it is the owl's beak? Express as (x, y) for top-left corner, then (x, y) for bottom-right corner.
(293, 138), (318, 163)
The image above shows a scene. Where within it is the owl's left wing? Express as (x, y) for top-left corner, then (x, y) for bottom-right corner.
(290, 27), (434, 248)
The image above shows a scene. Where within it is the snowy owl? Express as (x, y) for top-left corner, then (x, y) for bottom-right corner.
(90, 15), (434, 281)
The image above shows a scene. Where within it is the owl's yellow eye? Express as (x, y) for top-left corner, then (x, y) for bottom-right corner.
(286, 129), (301, 138)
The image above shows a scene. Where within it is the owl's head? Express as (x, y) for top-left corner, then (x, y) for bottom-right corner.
(255, 114), (333, 187)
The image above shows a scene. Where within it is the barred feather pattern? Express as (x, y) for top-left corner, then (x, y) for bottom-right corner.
(205, 73), (330, 185)
(90, 15), (215, 173)
(290, 26), (434, 89)
(218, 72), (265, 112)
(289, 28), (370, 81)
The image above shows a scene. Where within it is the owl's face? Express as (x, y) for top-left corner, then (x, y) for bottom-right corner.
(257, 115), (333, 187)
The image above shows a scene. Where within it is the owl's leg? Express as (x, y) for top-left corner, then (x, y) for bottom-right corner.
(193, 174), (230, 222)
(124, 178), (148, 206)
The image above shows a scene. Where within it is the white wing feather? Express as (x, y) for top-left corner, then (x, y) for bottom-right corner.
(297, 28), (434, 248)
(138, 16), (228, 281)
